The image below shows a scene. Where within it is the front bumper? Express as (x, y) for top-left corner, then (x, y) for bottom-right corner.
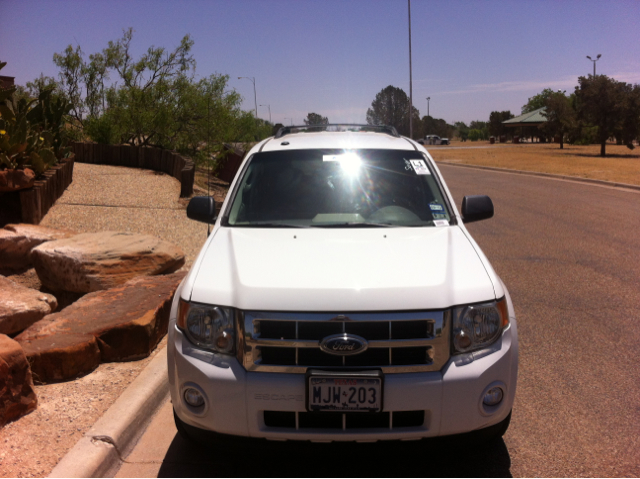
(168, 318), (518, 442)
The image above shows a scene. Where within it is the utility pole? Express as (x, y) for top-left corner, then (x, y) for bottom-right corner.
(408, 0), (413, 139)
(426, 97), (430, 118)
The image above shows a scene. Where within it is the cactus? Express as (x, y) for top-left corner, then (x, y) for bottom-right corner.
(0, 61), (71, 175)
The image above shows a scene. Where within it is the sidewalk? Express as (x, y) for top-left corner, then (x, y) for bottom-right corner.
(0, 163), (206, 478)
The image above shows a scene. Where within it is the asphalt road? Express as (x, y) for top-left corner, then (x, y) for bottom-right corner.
(116, 166), (640, 477)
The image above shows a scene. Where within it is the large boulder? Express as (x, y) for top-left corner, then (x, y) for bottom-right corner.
(0, 224), (76, 271)
(0, 334), (38, 426)
(31, 231), (186, 293)
(15, 272), (185, 383)
(0, 275), (57, 335)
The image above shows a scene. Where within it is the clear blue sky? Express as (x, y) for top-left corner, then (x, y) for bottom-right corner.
(2, 0), (639, 126)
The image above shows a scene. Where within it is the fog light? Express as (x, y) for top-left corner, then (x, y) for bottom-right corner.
(184, 387), (205, 407)
(483, 387), (504, 407)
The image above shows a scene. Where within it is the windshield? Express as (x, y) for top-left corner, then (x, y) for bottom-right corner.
(226, 149), (452, 227)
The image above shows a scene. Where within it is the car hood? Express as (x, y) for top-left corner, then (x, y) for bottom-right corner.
(188, 226), (497, 311)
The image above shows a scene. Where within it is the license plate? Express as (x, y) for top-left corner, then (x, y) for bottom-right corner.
(308, 375), (382, 412)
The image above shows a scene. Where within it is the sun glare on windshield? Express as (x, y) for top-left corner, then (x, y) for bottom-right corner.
(323, 152), (362, 176)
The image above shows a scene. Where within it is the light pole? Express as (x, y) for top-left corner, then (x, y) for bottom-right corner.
(260, 104), (271, 123)
(238, 76), (257, 117)
(426, 97), (430, 118)
(586, 54), (601, 76)
(284, 117), (293, 126)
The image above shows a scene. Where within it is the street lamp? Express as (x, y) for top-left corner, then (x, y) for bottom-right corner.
(586, 54), (601, 76)
(284, 117), (293, 126)
(260, 104), (271, 123)
(238, 76), (257, 117)
(426, 97), (431, 118)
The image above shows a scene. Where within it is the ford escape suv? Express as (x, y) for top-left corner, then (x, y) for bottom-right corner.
(169, 124), (518, 443)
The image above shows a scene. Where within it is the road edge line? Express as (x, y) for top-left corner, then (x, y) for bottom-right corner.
(436, 161), (640, 192)
(48, 347), (169, 478)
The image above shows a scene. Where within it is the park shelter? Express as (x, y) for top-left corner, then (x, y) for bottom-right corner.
(502, 107), (547, 142)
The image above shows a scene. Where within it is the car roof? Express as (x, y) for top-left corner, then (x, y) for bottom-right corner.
(259, 131), (419, 152)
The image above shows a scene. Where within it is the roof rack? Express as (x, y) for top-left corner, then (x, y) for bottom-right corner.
(274, 124), (400, 139)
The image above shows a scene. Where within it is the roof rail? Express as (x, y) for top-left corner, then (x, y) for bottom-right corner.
(274, 124), (400, 139)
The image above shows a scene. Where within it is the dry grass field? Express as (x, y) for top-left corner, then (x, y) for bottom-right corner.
(428, 141), (640, 186)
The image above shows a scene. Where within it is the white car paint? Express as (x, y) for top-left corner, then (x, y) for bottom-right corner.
(169, 128), (518, 442)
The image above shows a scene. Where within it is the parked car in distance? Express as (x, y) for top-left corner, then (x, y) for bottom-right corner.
(418, 134), (450, 145)
(170, 124), (518, 444)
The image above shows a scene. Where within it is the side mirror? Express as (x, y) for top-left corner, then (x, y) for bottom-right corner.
(187, 196), (218, 224)
(461, 195), (494, 223)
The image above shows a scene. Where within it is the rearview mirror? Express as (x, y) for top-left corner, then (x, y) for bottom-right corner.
(187, 196), (218, 224)
(461, 195), (494, 223)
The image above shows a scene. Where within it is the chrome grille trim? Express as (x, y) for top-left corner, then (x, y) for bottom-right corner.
(240, 310), (450, 374)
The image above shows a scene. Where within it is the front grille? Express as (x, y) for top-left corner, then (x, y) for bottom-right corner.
(240, 311), (450, 374)
(263, 410), (425, 430)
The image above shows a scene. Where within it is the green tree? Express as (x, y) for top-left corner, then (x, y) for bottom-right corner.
(50, 29), (268, 163)
(617, 83), (640, 149)
(454, 121), (469, 141)
(25, 74), (60, 98)
(53, 45), (84, 124)
(575, 75), (636, 156)
(422, 116), (454, 139)
(366, 85), (419, 137)
(468, 129), (482, 141)
(469, 121), (489, 140)
(488, 111), (514, 138)
(541, 92), (576, 149)
(522, 88), (555, 114)
(304, 112), (329, 125)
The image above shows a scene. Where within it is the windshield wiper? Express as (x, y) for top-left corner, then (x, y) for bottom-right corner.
(313, 222), (397, 228)
(235, 222), (311, 228)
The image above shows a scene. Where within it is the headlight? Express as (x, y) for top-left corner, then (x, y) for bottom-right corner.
(177, 299), (235, 354)
(452, 297), (509, 354)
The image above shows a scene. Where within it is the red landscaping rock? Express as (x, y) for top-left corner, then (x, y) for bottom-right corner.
(31, 231), (186, 293)
(15, 272), (185, 383)
(0, 168), (35, 192)
(0, 334), (38, 426)
(0, 275), (57, 335)
(0, 224), (76, 271)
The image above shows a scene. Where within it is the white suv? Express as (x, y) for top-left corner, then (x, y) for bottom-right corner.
(169, 124), (518, 443)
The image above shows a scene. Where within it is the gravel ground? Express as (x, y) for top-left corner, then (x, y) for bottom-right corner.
(40, 163), (211, 266)
(0, 163), (216, 478)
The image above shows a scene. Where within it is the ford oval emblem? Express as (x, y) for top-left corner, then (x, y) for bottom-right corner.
(319, 334), (368, 356)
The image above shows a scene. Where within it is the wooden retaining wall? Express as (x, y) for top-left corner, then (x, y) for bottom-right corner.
(71, 143), (195, 197)
(0, 157), (76, 227)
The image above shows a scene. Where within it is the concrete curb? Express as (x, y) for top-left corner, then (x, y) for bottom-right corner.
(436, 161), (640, 192)
(48, 347), (169, 478)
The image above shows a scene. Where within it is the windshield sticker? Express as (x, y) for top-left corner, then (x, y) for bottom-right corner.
(410, 159), (430, 175)
(429, 204), (443, 211)
(433, 219), (449, 227)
